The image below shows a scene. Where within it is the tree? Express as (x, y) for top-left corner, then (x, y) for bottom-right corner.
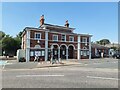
(100, 39), (110, 45)
(2, 35), (16, 56)
(0, 31), (23, 56)
(0, 31), (6, 56)
(96, 39), (111, 46)
(13, 31), (23, 55)
(16, 31), (22, 39)
(0, 31), (5, 40)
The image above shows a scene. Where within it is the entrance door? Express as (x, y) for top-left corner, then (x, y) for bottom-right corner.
(53, 45), (58, 60)
(60, 45), (66, 59)
(68, 46), (74, 59)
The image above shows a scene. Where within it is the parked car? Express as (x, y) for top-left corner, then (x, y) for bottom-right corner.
(112, 53), (120, 59)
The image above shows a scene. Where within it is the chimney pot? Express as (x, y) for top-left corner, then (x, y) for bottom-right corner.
(65, 20), (69, 28)
(40, 15), (45, 26)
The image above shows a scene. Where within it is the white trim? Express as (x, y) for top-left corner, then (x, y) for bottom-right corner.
(26, 48), (30, 62)
(61, 34), (66, 42)
(83, 46), (87, 50)
(26, 30), (30, 48)
(68, 44), (75, 49)
(21, 37), (24, 49)
(69, 36), (74, 42)
(89, 37), (91, 59)
(51, 43), (60, 49)
(81, 37), (87, 43)
(29, 38), (78, 43)
(60, 44), (68, 49)
(45, 31), (48, 61)
(52, 34), (58, 41)
(34, 32), (41, 40)
(60, 44), (68, 60)
(77, 35), (80, 60)
(50, 43), (60, 62)
(50, 31), (77, 35)
(34, 44), (41, 49)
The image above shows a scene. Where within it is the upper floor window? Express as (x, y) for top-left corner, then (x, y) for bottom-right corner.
(53, 35), (58, 41)
(69, 36), (74, 42)
(35, 33), (41, 40)
(61, 34), (66, 42)
(82, 37), (87, 43)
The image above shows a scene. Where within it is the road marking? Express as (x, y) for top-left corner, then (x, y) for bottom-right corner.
(87, 76), (119, 80)
(50, 67), (61, 68)
(16, 74), (64, 77)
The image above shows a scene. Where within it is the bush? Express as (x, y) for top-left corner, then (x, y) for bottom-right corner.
(19, 57), (26, 62)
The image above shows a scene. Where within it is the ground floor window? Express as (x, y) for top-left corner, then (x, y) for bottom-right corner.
(81, 50), (89, 56)
(30, 49), (45, 61)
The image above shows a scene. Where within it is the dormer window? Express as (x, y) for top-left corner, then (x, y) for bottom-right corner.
(35, 33), (41, 40)
(53, 35), (58, 41)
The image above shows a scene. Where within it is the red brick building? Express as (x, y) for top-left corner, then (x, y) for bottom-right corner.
(21, 15), (92, 62)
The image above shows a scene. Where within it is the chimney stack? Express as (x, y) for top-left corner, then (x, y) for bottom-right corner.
(65, 20), (69, 28)
(40, 15), (45, 26)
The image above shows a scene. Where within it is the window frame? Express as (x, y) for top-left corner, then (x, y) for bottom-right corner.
(53, 35), (58, 41)
(34, 32), (41, 40)
(61, 34), (66, 42)
(69, 36), (74, 42)
(82, 37), (87, 43)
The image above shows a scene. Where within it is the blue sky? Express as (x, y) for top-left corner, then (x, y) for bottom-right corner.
(2, 2), (118, 43)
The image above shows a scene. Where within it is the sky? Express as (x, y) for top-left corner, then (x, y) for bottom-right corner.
(1, 2), (118, 43)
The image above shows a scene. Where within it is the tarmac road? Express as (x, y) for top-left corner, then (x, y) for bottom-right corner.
(2, 58), (118, 88)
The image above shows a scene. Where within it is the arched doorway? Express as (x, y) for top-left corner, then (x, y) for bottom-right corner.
(68, 45), (74, 59)
(51, 44), (59, 60)
(60, 45), (67, 59)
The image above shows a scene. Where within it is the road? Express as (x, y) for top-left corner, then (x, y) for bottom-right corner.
(2, 58), (118, 88)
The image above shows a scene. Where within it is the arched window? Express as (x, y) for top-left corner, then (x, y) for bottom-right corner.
(83, 46), (87, 50)
(34, 44), (41, 49)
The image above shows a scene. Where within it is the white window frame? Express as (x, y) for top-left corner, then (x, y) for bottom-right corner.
(30, 51), (34, 56)
(83, 51), (87, 56)
(87, 51), (89, 55)
(61, 34), (66, 42)
(82, 37), (87, 43)
(81, 51), (83, 55)
(53, 35), (58, 41)
(69, 36), (74, 42)
(34, 32), (41, 40)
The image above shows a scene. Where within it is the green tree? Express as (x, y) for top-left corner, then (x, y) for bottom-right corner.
(0, 31), (23, 56)
(100, 39), (110, 45)
(96, 39), (111, 46)
(0, 31), (6, 55)
(13, 31), (23, 55)
(2, 35), (16, 56)
(0, 31), (5, 40)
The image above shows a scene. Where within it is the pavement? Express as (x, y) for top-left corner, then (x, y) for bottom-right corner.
(2, 59), (80, 70)
(2, 58), (118, 70)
